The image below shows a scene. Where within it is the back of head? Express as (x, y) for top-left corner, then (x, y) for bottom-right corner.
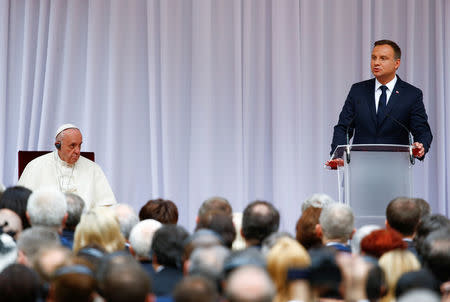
(301, 193), (335, 212)
(196, 210), (236, 248)
(413, 198), (431, 219)
(198, 196), (232, 217)
(129, 219), (162, 258)
(0, 233), (17, 272)
(174, 275), (218, 302)
(51, 263), (96, 302)
(139, 198), (179, 224)
(0, 208), (23, 240)
(223, 248), (266, 279)
(225, 265), (275, 302)
(319, 203), (354, 241)
(73, 207), (125, 253)
(98, 252), (151, 302)
(0, 263), (42, 302)
(261, 231), (294, 256)
(64, 193), (85, 230)
(151, 224), (189, 268)
(266, 237), (310, 298)
(242, 201), (280, 245)
(421, 227), (450, 282)
(360, 228), (406, 258)
(188, 245), (230, 288)
(395, 269), (441, 299)
(414, 214), (450, 258)
(351, 224), (382, 255)
(386, 197), (421, 237)
(33, 245), (72, 283)
(27, 188), (67, 228)
(295, 206), (323, 249)
(17, 226), (61, 264)
(0, 185), (32, 229)
(113, 203), (139, 240)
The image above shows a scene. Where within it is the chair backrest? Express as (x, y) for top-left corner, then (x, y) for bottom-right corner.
(18, 151), (95, 179)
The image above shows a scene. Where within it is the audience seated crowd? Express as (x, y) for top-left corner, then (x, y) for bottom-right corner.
(0, 186), (449, 302)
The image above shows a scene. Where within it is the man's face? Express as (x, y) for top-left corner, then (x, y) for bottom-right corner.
(371, 44), (400, 84)
(57, 129), (82, 165)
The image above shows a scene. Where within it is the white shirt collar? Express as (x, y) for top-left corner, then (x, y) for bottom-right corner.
(375, 75), (397, 92)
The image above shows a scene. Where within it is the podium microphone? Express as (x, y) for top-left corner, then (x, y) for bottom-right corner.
(345, 117), (355, 164)
(385, 113), (415, 165)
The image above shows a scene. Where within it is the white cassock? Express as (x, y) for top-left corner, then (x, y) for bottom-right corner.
(18, 151), (117, 210)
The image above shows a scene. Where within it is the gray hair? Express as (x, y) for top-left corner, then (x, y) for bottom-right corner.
(301, 193), (336, 212)
(0, 234), (17, 272)
(114, 204), (139, 240)
(64, 193), (85, 230)
(17, 226), (61, 263)
(397, 289), (440, 302)
(351, 224), (382, 254)
(225, 266), (275, 302)
(129, 219), (162, 258)
(189, 245), (230, 281)
(27, 188), (67, 228)
(319, 203), (354, 241)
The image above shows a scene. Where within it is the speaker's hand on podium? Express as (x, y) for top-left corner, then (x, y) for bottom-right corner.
(325, 158), (344, 170)
(412, 142), (424, 158)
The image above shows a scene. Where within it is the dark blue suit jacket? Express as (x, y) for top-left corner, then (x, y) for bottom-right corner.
(331, 76), (432, 156)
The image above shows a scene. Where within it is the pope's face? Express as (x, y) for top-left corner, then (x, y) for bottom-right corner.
(58, 129), (82, 165)
(371, 44), (400, 84)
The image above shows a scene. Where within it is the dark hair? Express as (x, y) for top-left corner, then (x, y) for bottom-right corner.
(421, 227), (450, 282)
(395, 269), (441, 298)
(374, 39), (401, 60)
(0, 186), (32, 229)
(0, 263), (43, 301)
(139, 198), (179, 224)
(414, 214), (450, 258)
(198, 197), (232, 217)
(296, 207), (323, 249)
(173, 275), (218, 302)
(242, 200), (280, 245)
(386, 197), (421, 236)
(196, 210), (236, 248)
(151, 224), (189, 268)
(413, 198), (431, 219)
(51, 264), (96, 302)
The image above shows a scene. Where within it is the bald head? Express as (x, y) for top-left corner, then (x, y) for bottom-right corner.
(225, 266), (275, 302)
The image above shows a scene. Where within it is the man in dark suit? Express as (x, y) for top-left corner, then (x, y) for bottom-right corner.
(327, 40), (432, 166)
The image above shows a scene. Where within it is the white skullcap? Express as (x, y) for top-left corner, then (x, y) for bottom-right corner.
(55, 123), (79, 138)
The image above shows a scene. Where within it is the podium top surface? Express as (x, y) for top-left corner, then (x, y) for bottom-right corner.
(331, 144), (411, 160)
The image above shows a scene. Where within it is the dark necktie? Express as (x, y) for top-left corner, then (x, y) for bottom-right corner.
(377, 85), (388, 125)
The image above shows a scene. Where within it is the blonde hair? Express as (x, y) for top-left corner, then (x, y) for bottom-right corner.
(379, 249), (421, 302)
(73, 207), (125, 253)
(266, 237), (311, 302)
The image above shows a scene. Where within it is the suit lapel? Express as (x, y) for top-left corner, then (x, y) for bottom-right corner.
(366, 79), (377, 125)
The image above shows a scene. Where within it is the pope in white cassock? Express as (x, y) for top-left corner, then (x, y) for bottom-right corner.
(18, 124), (117, 210)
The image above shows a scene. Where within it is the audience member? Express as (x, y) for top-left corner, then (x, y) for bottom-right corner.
(97, 251), (153, 302)
(0, 263), (43, 301)
(151, 224), (189, 297)
(360, 229), (407, 259)
(129, 219), (162, 277)
(266, 237), (311, 302)
(195, 210), (236, 248)
(421, 227), (450, 283)
(351, 224), (382, 255)
(76, 244), (106, 274)
(26, 188), (68, 238)
(295, 206), (323, 250)
(0, 233), (17, 272)
(397, 289), (440, 302)
(114, 203), (139, 241)
(378, 249), (421, 302)
(73, 207), (125, 253)
(395, 269), (441, 299)
(183, 229), (224, 271)
(242, 200), (280, 248)
(301, 193), (336, 212)
(0, 208), (23, 240)
(316, 203), (355, 252)
(198, 196), (232, 218)
(0, 185), (32, 229)
(223, 248), (266, 279)
(414, 214), (450, 260)
(62, 193), (85, 249)
(413, 198), (431, 219)
(386, 197), (421, 255)
(174, 275), (219, 302)
(33, 245), (72, 284)
(139, 198), (179, 224)
(261, 231), (294, 257)
(224, 265), (276, 302)
(16, 226), (61, 267)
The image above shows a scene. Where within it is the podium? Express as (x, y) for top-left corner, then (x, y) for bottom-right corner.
(329, 144), (414, 227)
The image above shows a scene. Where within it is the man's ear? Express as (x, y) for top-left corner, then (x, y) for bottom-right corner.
(385, 220), (390, 229)
(26, 211), (31, 225)
(315, 224), (322, 238)
(61, 212), (68, 229)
